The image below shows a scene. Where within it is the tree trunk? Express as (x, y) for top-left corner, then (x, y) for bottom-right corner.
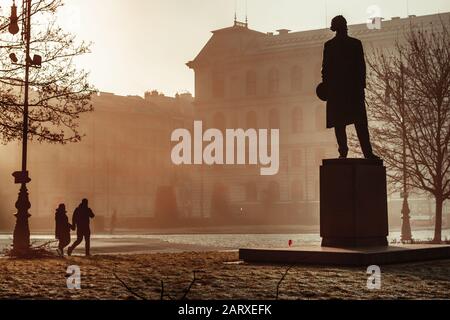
(433, 196), (443, 243)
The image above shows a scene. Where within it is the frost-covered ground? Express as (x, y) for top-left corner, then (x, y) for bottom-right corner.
(0, 252), (449, 300)
(1, 228), (449, 254)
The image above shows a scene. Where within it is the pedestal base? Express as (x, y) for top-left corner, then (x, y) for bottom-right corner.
(239, 245), (450, 266)
(320, 159), (388, 247)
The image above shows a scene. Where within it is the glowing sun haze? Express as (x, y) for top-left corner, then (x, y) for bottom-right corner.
(8, 0), (448, 97)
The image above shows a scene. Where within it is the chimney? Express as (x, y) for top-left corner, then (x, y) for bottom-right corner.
(276, 29), (291, 35)
(178, 92), (193, 101)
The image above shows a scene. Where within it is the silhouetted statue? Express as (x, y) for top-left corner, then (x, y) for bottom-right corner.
(321, 15), (380, 160)
(68, 199), (95, 256)
(55, 203), (72, 257)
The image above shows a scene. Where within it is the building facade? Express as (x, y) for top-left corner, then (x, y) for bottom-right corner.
(0, 91), (195, 230)
(187, 13), (450, 225)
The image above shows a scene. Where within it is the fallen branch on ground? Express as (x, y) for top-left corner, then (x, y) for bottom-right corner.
(113, 272), (148, 300)
(180, 270), (198, 300)
(3, 240), (58, 259)
(276, 265), (293, 300)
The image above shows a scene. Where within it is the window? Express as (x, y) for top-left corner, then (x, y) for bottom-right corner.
(246, 182), (257, 201)
(268, 68), (279, 94)
(269, 108), (280, 129)
(246, 70), (257, 96)
(292, 107), (303, 133)
(212, 71), (225, 98)
(246, 111), (257, 129)
(314, 179), (320, 201)
(213, 112), (226, 131)
(211, 183), (230, 218)
(267, 181), (280, 202)
(315, 106), (326, 131)
(291, 180), (303, 200)
(231, 113), (239, 128)
(292, 150), (302, 168)
(291, 66), (302, 92)
(230, 74), (240, 98)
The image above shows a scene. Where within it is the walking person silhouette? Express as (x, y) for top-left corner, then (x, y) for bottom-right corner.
(321, 15), (380, 160)
(68, 199), (95, 256)
(54, 204), (72, 257)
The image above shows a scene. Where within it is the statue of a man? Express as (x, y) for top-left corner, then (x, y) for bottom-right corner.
(321, 15), (380, 160)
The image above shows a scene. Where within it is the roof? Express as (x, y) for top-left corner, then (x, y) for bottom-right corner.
(187, 21), (266, 68)
(187, 12), (450, 68)
(91, 92), (193, 118)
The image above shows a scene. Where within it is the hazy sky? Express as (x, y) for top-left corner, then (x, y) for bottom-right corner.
(44, 0), (450, 96)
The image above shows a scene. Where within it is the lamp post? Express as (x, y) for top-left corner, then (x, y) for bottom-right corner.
(9, 0), (34, 253)
(400, 61), (412, 243)
(400, 119), (412, 242)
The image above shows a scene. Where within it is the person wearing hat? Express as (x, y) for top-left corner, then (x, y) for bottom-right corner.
(320, 15), (380, 160)
(54, 203), (72, 257)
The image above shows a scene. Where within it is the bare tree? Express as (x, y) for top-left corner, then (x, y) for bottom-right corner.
(365, 17), (450, 242)
(0, 0), (95, 144)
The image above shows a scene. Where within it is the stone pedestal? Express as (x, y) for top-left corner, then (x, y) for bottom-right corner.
(239, 159), (450, 265)
(320, 158), (388, 247)
(239, 245), (450, 266)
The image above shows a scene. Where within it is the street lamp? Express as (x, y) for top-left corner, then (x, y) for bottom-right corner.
(9, 0), (34, 254)
(8, 1), (19, 35)
(399, 61), (412, 243)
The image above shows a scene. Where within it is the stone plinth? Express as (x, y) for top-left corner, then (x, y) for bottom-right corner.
(239, 245), (450, 266)
(320, 158), (389, 247)
(238, 159), (450, 266)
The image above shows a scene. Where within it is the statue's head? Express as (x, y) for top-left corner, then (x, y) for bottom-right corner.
(331, 15), (347, 33)
(81, 198), (88, 207)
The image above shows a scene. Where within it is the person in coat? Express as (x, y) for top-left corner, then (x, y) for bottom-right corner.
(55, 203), (72, 257)
(321, 15), (380, 160)
(67, 199), (95, 256)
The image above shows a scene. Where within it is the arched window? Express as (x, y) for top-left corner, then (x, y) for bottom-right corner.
(291, 180), (303, 200)
(269, 108), (280, 129)
(246, 70), (257, 96)
(246, 111), (257, 129)
(246, 182), (258, 201)
(267, 181), (280, 202)
(315, 106), (326, 131)
(212, 71), (225, 98)
(231, 113), (239, 128)
(292, 149), (302, 168)
(211, 182), (230, 219)
(292, 107), (303, 133)
(213, 112), (226, 131)
(268, 68), (279, 94)
(291, 66), (302, 92)
(230, 74), (240, 98)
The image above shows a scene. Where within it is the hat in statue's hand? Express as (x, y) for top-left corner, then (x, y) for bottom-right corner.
(316, 82), (328, 102)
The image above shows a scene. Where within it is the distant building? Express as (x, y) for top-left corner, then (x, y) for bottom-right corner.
(186, 13), (450, 225)
(0, 91), (195, 230)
